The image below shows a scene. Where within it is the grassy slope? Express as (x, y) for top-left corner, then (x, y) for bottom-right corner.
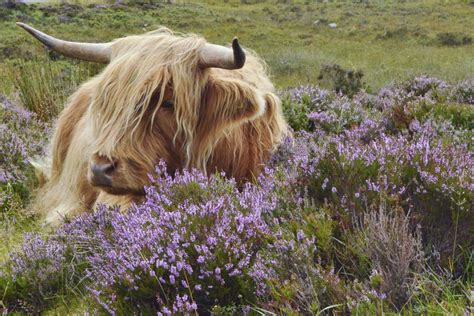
(0, 0), (473, 91)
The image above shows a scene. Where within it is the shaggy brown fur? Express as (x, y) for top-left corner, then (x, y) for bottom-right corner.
(34, 28), (288, 224)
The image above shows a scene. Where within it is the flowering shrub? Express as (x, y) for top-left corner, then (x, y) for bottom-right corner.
(0, 95), (49, 184)
(2, 228), (91, 314)
(289, 81), (472, 275)
(7, 164), (297, 314)
(76, 164), (283, 314)
(282, 119), (472, 198)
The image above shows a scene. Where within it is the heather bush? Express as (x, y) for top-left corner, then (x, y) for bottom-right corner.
(275, 76), (473, 306)
(3, 164), (297, 314)
(450, 78), (474, 105)
(0, 96), (50, 312)
(76, 165), (281, 314)
(2, 232), (86, 314)
(2, 164), (390, 314)
(281, 85), (373, 132)
(281, 85), (333, 131)
(0, 95), (49, 238)
(0, 95), (49, 185)
(254, 199), (376, 314)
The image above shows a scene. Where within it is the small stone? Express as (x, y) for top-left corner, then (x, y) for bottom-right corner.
(58, 15), (71, 24)
(328, 23), (337, 29)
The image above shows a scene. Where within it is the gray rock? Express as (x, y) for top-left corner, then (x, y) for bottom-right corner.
(58, 15), (72, 24)
(328, 23), (337, 29)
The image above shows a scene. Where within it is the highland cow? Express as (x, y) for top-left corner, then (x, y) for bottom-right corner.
(17, 23), (288, 224)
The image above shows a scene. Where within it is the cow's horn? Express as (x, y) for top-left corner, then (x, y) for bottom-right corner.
(16, 22), (111, 63)
(199, 37), (246, 70)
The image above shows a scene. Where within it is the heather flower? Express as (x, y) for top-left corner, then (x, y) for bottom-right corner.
(6, 232), (81, 312)
(11, 233), (66, 278)
(289, 85), (333, 108)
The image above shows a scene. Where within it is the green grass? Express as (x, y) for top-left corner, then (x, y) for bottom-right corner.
(0, 0), (473, 94)
(3, 59), (101, 120)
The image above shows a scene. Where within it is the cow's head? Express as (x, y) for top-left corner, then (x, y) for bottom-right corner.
(18, 23), (282, 195)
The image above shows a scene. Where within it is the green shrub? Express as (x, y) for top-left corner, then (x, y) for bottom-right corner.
(436, 32), (472, 47)
(414, 103), (474, 130)
(317, 64), (366, 97)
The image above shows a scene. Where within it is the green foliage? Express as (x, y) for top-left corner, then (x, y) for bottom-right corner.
(1, 0), (474, 90)
(0, 183), (24, 220)
(436, 32), (472, 47)
(414, 102), (474, 130)
(281, 95), (310, 131)
(210, 304), (239, 315)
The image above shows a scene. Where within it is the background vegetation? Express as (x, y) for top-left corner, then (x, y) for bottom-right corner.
(1, 0), (473, 90)
(0, 0), (473, 314)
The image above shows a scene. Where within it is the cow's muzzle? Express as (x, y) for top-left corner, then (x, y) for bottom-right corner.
(90, 161), (115, 187)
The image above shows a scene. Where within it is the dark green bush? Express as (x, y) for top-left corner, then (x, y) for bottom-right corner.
(436, 32), (472, 46)
(317, 64), (366, 96)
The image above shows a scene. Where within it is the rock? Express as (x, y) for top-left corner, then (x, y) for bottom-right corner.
(94, 4), (109, 10)
(3, 1), (16, 9)
(328, 23), (337, 29)
(313, 19), (321, 28)
(58, 14), (72, 24)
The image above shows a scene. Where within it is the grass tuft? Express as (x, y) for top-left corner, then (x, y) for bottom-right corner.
(4, 59), (101, 121)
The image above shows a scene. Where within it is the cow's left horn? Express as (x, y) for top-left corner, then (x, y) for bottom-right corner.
(199, 37), (246, 70)
(16, 22), (111, 63)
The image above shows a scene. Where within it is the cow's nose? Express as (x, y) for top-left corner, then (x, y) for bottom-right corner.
(91, 162), (115, 187)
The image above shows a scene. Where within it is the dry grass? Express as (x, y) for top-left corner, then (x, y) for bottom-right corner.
(359, 200), (424, 309)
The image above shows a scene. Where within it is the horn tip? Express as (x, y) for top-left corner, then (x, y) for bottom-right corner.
(231, 37), (245, 69)
(16, 22), (32, 33)
(232, 37), (240, 47)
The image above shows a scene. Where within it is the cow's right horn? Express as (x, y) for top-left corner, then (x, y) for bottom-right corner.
(16, 22), (112, 63)
(199, 37), (246, 70)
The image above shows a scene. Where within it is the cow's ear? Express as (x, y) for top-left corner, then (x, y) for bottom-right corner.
(201, 78), (266, 128)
